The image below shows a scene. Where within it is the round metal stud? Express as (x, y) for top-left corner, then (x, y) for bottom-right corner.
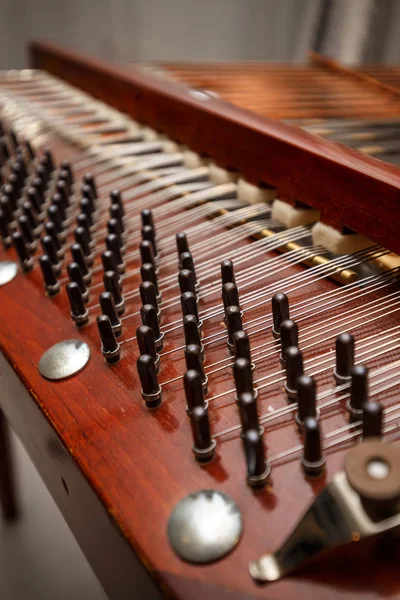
(167, 490), (242, 564)
(39, 340), (90, 380)
(0, 261), (17, 286)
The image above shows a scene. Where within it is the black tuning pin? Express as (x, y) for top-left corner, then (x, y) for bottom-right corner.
(189, 405), (216, 462)
(284, 346), (304, 401)
(140, 303), (164, 350)
(243, 429), (270, 488)
(238, 392), (262, 437)
(221, 259), (236, 285)
(77, 212), (92, 234)
(347, 364), (368, 421)
(12, 231), (33, 271)
(226, 305), (243, 353)
(0, 195), (14, 224)
(83, 173), (97, 200)
(18, 215), (36, 250)
(183, 315), (204, 357)
(141, 208), (154, 229)
(61, 160), (73, 186)
(280, 319), (299, 362)
(178, 269), (196, 296)
(176, 232), (189, 256)
(56, 180), (70, 209)
(44, 149), (55, 172)
(107, 218), (123, 244)
(296, 375), (317, 427)
(106, 234), (124, 273)
(362, 402), (383, 439)
(139, 281), (160, 317)
(139, 240), (155, 269)
(71, 243), (91, 284)
(80, 197), (94, 225)
(25, 139), (35, 161)
(180, 291), (200, 322)
(301, 417), (326, 477)
(110, 204), (125, 232)
(35, 164), (48, 188)
(140, 262), (160, 300)
(110, 189), (124, 217)
(180, 251), (198, 289)
(32, 176), (45, 201)
(97, 314), (120, 364)
(233, 330), (252, 365)
(22, 201), (38, 233)
(272, 292), (290, 338)
(184, 369), (206, 413)
(0, 209), (11, 247)
(137, 354), (162, 408)
(47, 204), (64, 235)
(222, 282), (240, 315)
(66, 282), (89, 327)
(100, 291), (122, 337)
(103, 270), (125, 315)
(41, 235), (61, 273)
(100, 249), (117, 276)
(234, 357), (256, 400)
(45, 222), (63, 257)
(136, 325), (159, 372)
(141, 224), (157, 257)
(334, 333), (354, 385)
(67, 262), (89, 303)
(58, 169), (71, 196)
(26, 187), (43, 214)
(74, 227), (93, 263)
(81, 184), (95, 212)
(185, 345), (208, 393)
(0, 137), (10, 163)
(39, 255), (60, 296)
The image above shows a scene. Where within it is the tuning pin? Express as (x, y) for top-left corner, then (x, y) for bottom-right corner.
(44, 149), (55, 172)
(136, 325), (159, 372)
(106, 234), (124, 273)
(0, 209), (12, 247)
(243, 429), (270, 488)
(234, 357), (256, 400)
(284, 346), (304, 401)
(12, 161), (25, 188)
(183, 315), (204, 357)
(67, 262), (89, 303)
(103, 270), (124, 315)
(140, 262), (160, 300)
(185, 345), (208, 393)
(362, 402), (383, 439)
(47, 204), (64, 235)
(0, 195), (14, 224)
(272, 292), (290, 338)
(178, 269), (196, 296)
(176, 232), (189, 256)
(35, 164), (48, 187)
(18, 215), (36, 250)
(81, 184), (95, 212)
(44, 222), (63, 257)
(22, 201), (38, 233)
(139, 240), (155, 269)
(184, 369), (206, 414)
(25, 139), (35, 161)
(74, 227), (93, 264)
(0, 137), (10, 162)
(26, 187), (43, 214)
(233, 330), (254, 368)
(139, 281), (160, 318)
(137, 354), (162, 408)
(181, 291), (200, 322)
(66, 282), (89, 327)
(110, 189), (124, 217)
(3, 183), (17, 212)
(58, 169), (71, 196)
(39, 255), (60, 296)
(97, 314), (120, 364)
(180, 251), (198, 289)
(12, 231), (33, 271)
(334, 333), (354, 384)
(189, 405), (216, 462)
(41, 235), (61, 273)
(83, 173), (97, 200)
(226, 305), (243, 353)
(107, 218), (124, 247)
(141, 224), (157, 257)
(347, 365), (368, 421)
(301, 417), (326, 477)
(80, 197), (94, 226)
(100, 249), (117, 274)
(8, 129), (18, 150)
(77, 213), (92, 235)
(61, 160), (73, 186)
(296, 375), (317, 428)
(71, 243), (91, 284)
(238, 392), (262, 437)
(280, 319), (299, 362)
(110, 204), (125, 233)
(222, 282), (240, 315)
(99, 291), (122, 337)
(221, 259), (235, 285)
(140, 304), (164, 350)
(141, 208), (154, 230)
(56, 180), (70, 209)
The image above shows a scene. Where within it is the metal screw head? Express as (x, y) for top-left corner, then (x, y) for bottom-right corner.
(39, 340), (90, 380)
(167, 490), (243, 563)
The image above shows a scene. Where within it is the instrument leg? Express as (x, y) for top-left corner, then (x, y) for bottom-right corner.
(0, 409), (18, 520)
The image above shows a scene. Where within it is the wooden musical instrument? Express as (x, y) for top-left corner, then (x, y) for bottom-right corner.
(1, 40), (400, 600)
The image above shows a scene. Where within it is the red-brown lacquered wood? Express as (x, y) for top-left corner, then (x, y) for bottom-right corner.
(30, 40), (400, 255)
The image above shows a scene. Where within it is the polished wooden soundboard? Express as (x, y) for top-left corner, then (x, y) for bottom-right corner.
(0, 40), (400, 600)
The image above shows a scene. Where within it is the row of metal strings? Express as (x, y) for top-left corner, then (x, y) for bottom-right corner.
(1, 71), (400, 489)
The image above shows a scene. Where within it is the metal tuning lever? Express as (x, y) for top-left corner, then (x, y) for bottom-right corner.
(249, 439), (400, 583)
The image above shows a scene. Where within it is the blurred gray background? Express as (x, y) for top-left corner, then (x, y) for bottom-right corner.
(1, 0), (400, 599)
(1, 0), (400, 69)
